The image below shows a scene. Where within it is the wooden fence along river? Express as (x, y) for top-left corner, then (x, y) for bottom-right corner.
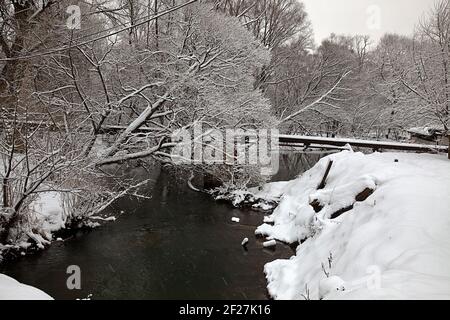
(278, 134), (450, 159)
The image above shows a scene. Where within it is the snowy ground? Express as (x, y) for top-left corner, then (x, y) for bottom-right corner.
(0, 273), (53, 300)
(210, 180), (293, 211)
(0, 190), (68, 254)
(0, 192), (62, 299)
(256, 151), (450, 300)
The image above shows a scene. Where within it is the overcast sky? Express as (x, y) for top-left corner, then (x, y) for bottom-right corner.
(302, 0), (438, 45)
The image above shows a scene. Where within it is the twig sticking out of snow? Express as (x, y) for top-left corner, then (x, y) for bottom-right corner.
(301, 284), (311, 301)
(318, 160), (333, 190)
(321, 262), (330, 278)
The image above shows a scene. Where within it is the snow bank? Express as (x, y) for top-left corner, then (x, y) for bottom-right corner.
(258, 151), (450, 300)
(0, 274), (53, 300)
(210, 180), (293, 210)
(249, 181), (293, 203)
(29, 192), (67, 240)
(1, 159), (66, 250)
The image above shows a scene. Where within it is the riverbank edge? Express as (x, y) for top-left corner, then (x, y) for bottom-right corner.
(256, 151), (450, 300)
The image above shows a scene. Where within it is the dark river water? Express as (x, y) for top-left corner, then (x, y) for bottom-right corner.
(0, 153), (325, 300)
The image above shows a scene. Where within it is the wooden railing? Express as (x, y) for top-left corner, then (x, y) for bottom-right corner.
(1, 116), (449, 158)
(278, 134), (449, 156)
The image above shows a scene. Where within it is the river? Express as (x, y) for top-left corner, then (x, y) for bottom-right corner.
(0, 152), (325, 300)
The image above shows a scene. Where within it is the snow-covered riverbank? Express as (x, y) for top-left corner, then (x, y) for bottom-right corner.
(0, 273), (52, 300)
(0, 191), (70, 257)
(256, 151), (450, 300)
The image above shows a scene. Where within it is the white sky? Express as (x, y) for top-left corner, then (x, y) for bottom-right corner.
(301, 0), (438, 45)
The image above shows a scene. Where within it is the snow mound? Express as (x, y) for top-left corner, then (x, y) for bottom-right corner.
(210, 180), (292, 210)
(259, 151), (450, 300)
(30, 192), (67, 237)
(0, 274), (53, 300)
(249, 181), (293, 203)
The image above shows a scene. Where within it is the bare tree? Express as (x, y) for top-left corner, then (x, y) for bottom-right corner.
(0, 1), (275, 249)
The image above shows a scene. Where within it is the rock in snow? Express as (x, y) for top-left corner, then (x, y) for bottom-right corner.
(258, 151), (450, 300)
(0, 274), (53, 300)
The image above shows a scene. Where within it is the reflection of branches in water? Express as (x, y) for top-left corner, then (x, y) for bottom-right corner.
(283, 152), (315, 173)
(278, 152), (332, 180)
(302, 153), (313, 170)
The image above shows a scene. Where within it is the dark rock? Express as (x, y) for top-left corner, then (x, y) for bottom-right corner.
(355, 188), (375, 202)
(310, 199), (324, 213)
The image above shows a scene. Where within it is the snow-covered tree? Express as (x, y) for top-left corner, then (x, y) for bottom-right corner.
(0, 1), (275, 246)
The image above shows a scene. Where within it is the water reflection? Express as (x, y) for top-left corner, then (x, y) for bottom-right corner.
(0, 152), (324, 300)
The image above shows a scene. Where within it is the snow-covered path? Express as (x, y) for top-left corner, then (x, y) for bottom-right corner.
(256, 151), (450, 300)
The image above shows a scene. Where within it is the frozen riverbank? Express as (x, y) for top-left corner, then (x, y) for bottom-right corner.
(256, 151), (450, 300)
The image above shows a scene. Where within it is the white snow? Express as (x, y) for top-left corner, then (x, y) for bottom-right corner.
(249, 181), (293, 203)
(0, 274), (53, 300)
(252, 202), (274, 211)
(1, 186), (115, 254)
(231, 217), (240, 223)
(257, 151), (450, 300)
(90, 216), (117, 222)
(408, 126), (446, 137)
(263, 240), (277, 248)
(241, 238), (249, 246)
(211, 180), (292, 210)
(319, 276), (346, 300)
(30, 191), (66, 234)
(277, 134), (448, 152)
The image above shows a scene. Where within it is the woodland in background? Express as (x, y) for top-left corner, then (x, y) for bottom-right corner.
(215, 0), (449, 138)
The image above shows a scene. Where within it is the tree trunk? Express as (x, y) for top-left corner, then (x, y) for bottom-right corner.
(2, 178), (10, 208)
(0, 2), (32, 118)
